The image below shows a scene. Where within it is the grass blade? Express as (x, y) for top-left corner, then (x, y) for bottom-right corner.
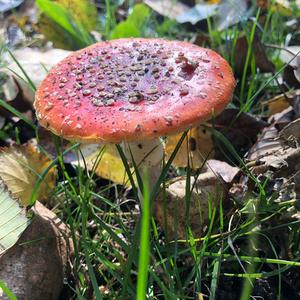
(6, 49), (36, 91)
(0, 99), (36, 130)
(0, 281), (17, 300)
(137, 173), (151, 300)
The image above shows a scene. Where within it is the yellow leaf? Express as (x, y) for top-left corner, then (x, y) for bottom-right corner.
(165, 126), (214, 169)
(0, 143), (56, 206)
(79, 144), (134, 187)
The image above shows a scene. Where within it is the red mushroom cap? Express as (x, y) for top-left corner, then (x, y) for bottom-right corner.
(34, 38), (236, 143)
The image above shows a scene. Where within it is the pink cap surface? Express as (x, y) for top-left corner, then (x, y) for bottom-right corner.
(35, 38), (236, 143)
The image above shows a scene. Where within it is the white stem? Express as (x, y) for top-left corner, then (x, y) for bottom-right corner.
(122, 138), (164, 201)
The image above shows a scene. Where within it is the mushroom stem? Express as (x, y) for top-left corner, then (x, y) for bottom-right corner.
(123, 138), (164, 201)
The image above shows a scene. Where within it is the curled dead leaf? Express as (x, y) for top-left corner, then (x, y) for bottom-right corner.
(0, 143), (56, 206)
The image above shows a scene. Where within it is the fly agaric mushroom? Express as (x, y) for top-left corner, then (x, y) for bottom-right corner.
(34, 38), (235, 196)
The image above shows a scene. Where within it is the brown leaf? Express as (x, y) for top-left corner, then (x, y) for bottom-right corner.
(0, 201), (74, 300)
(264, 89), (300, 118)
(280, 46), (300, 88)
(213, 108), (268, 158)
(234, 32), (275, 77)
(247, 124), (282, 161)
(283, 65), (300, 89)
(293, 90), (300, 117)
(279, 118), (300, 148)
(246, 106), (300, 175)
(247, 106), (294, 161)
(269, 106), (294, 130)
(265, 93), (291, 116)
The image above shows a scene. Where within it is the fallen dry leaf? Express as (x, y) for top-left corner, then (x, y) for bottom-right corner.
(280, 46), (300, 69)
(213, 108), (267, 159)
(154, 162), (232, 238)
(37, 129), (134, 186)
(2, 47), (71, 103)
(74, 144), (133, 186)
(2, 74), (19, 102)
(0, 201), (73, 300)
(247, 124), (282, 161)
(216, 0), (249, 31)
(293, 90), (300, 117)
(247, 107), (294, 161)
(279, 118), (300, 148)
(176, 3), (218, 24)
(265, 93), (291, 116)
(0, 180), (31, 255)
(144, 0), (190, 20)
(280, 46), (300, 88)
(240, 103), (300, 202)
(0, 143), (56, 206)
(174, 0), (248, 30)
(205, 159), (239, 183)
(234, 33), (275, 77)
(165, 126), (214, 169)
(0, 74), (33, 121)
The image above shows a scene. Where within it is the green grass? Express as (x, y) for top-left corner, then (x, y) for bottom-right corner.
(0, 1), (300, 299)
(137, 173), (151, 300)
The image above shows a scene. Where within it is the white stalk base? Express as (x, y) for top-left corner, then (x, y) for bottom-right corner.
(122, 138), (164, 201)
